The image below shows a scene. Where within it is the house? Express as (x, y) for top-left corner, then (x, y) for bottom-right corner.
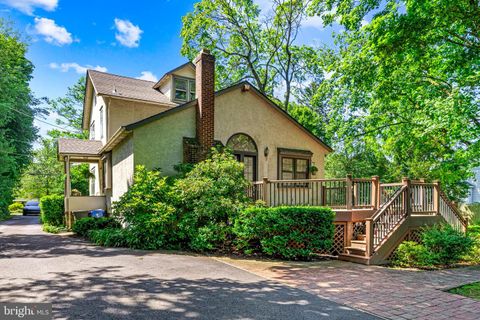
(58, 49), (466, 265)
(465, 167), (480, 204)
(58, 49), (332, 217)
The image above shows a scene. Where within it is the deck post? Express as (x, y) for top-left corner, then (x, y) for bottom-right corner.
(346, 174), (353, 210)
(262, 177), (270, 207)
(64, 156), (72, 229)
(365, 218), (374, 257)
(402, 177), (411, 216)
(433, 180), (440, 215)
(371, 176), (380, 209)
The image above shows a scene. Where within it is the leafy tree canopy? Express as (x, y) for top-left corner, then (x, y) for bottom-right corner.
(0, 19), (37, 214)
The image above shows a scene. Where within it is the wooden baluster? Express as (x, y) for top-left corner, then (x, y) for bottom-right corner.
(366, 218), (374, 256)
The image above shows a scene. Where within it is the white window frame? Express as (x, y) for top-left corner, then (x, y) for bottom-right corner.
(172, 76), (195, 103)
(99, 106), (104, 139)
(90, 121), (95, 140)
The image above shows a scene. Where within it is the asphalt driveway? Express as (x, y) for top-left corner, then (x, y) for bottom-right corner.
(0, 216), (377, 320)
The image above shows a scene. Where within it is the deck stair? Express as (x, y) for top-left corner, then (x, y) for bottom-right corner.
(339, 178), (467, 265)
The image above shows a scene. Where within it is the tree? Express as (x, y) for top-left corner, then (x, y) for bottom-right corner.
(0, 19), (37, 215)
(181, 0), (316, 111)
(310, 0), (480, 198)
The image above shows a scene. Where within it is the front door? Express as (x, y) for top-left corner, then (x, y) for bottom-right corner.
(234, 153), (257, 182)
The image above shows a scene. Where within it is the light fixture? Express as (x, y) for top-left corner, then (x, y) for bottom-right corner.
(264, 146), (269, 157)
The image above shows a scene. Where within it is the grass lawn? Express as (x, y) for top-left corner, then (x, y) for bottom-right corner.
(448, 282), (480, 300)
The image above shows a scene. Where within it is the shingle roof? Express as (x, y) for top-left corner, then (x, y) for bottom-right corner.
(88, 70), (175, 105)
(58, 138), (103, 155)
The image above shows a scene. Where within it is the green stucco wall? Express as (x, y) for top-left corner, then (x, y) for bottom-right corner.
(132, 107), (196, 176)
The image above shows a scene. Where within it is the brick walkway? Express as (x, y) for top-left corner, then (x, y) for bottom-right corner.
(216, 258), (480, 320)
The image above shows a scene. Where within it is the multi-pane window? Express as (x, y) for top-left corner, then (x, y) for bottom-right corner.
(281, 157), (309, 180)
(90, 121), (95, 140)
(99, 106), (104, 139)
(174, 77), (195, 102)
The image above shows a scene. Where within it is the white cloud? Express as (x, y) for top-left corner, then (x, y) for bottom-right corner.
(0, 0), (57, 15)
(136, 71), (158, 82)
(301, 16), (325, 30)
(33, 17), (74, 46)
(114, 18), (143, 48)
(49, 62), (107, 74)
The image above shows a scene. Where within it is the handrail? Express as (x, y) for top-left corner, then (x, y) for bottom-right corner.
(438, 189), (467, 229)
(371, 186), (408, 250)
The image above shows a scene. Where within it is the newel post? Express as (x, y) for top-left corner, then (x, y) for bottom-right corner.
(371, 176), (380, 210)
(402, 177), (411, 216)
(262, 177), (270, 207)
(346, 174), (353, 210)
(365, 218), (374, 257)
(433, 180), (440, 215)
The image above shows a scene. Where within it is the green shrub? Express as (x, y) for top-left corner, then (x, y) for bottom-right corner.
(89, 228), (128, 247)
(234, 206), (335, 259)
(392, 241), (434, 268)
(113, 166), (179, 250)
(72, 217), (120, 237)
(173, 149), (250, 251)
(40, 195), (64, 227)
(8, 202), (23, 213)
(468, 203), (480, 224)
(421, 224), (475, 265)
(42, 224), (64, 234)
(468, 224), (480, 237)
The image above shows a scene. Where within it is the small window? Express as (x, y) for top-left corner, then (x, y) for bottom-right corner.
(90, 121), (95, 140)
(99, 106), (104, 139)
(173, 77), (196, 102)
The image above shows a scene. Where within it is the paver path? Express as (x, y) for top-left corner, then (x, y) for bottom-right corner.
(0, 216), (376, 319)
(217, 257), (480, 320)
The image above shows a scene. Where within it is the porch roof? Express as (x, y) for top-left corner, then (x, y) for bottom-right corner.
(58, 138), (103, 161)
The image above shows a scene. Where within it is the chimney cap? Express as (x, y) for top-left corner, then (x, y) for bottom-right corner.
(200, 48), (211, 54)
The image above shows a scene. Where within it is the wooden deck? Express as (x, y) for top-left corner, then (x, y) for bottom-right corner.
(247, 176), (467, 264)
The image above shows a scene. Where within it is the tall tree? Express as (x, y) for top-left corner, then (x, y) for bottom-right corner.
(310, 0), (480, 198)
(181, 0), (316, 111)
(0, 19), (37, 215)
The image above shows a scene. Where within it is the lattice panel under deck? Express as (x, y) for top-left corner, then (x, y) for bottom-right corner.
(386, 228), (423, 261)
(317, 223), (346, 256)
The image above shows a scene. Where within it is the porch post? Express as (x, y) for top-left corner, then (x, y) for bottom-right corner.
(365, 218), (374, 257)
(98, 159), (104, 196)
(64, 156), (72, 229)
(433, 180), (440, 215)
(371, 176), (380, 209)
(346, 174), (353, 210)
(262, 177), (270, 207)
(402, 177), (411, 216)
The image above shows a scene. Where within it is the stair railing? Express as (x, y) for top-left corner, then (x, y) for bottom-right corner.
(436, 186), (467, 231)
(366, 183), (409, 256)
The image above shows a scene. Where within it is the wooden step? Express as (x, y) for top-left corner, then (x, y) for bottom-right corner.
(350, 240), (367, 250)
(344, 246), (366, 256)
(338, 253), (371, 265)
(356, 234), (366, 241)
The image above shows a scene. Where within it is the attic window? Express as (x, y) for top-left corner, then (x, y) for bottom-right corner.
(173, 77), (195, 102)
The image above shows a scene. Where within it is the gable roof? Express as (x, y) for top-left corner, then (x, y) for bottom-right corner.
(125, 81), (333, 152)
(87, 70), (175, 105)
(153, 62), (196, 89)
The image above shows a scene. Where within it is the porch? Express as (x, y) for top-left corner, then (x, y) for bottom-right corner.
(247, 175), (467, 264)
(58, 138), (107, 228)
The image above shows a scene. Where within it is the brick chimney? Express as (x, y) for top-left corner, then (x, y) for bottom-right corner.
(194, 49), (215, 159)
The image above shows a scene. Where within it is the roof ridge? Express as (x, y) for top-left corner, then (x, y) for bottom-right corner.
(88, 69), (157, 83)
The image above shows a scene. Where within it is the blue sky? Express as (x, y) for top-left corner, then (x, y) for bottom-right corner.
(0, 0), (341, 143)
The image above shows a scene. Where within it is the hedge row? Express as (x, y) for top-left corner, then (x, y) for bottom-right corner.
(40, 195), (64, 227)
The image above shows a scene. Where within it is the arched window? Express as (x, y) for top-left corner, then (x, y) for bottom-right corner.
(227, 133), (257, 181)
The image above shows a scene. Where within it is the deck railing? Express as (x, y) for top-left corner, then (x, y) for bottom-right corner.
(247, 175), (378, 209)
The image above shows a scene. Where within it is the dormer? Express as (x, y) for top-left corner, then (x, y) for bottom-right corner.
(153, 62), (196, 103)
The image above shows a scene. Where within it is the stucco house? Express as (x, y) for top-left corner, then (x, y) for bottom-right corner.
(57, 49), (332, 218)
